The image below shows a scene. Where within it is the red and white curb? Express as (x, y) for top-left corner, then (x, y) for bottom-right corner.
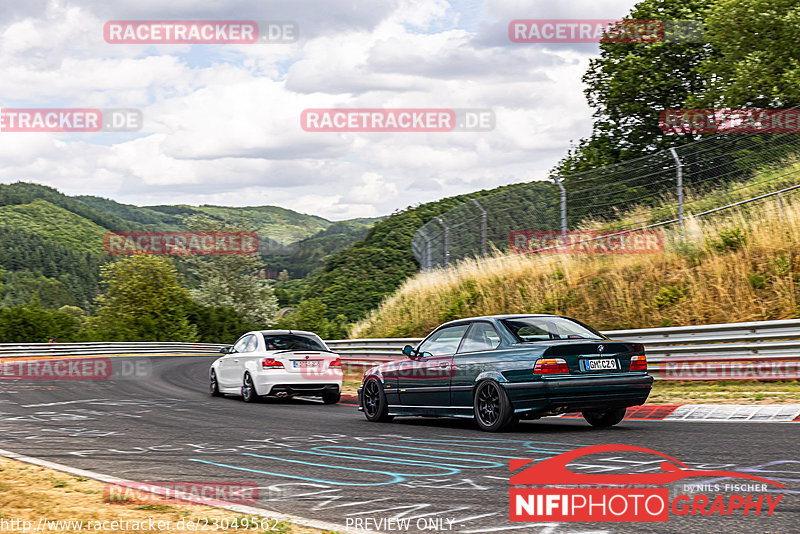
(562, 404), (800, 422)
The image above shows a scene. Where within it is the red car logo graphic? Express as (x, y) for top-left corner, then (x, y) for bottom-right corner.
(510, 444), (787, 488)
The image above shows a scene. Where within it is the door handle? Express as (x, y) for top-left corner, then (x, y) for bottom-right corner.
(439, 362), (449, 368)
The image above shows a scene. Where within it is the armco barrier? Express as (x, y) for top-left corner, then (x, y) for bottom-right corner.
(0, 342), (225, 358)
(2, 318), (800, 380)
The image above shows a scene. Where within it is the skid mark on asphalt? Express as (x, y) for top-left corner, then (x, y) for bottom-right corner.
(296, 446), (506, 468)
(190, 456), (412, 486)
(697, 460), (800, 494)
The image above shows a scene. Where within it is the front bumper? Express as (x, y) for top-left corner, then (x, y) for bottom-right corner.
(504, 374), (653, 415)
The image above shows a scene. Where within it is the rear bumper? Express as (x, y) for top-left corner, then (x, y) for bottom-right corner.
(269, 383), (340, 396)
(253, 368), (342, 396)
(504, 374), (653, 416)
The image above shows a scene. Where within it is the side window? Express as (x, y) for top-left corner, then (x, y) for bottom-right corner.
(243, 335), (259, 353)
(417, 325), (469, 356)
(459, 323), (501, 353)
(233, 335), (253, 353)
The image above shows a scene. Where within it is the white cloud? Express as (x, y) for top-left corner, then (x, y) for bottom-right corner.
(0, 0), (640, 220)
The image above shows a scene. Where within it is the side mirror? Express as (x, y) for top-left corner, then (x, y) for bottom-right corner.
(219, 346), (233, 354)
(402, 344), (417, 357)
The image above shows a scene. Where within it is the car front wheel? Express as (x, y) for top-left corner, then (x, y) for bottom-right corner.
(209, 370), (221, 397)
(361, 378), (393, 422)
(474, 380), (516, 432)
(582, 407), (627, 428)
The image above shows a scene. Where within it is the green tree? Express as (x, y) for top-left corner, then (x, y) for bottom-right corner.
(275, 298), (348, 339)
(86, 255), (197, 341)
(181, 215), (278, 326)
(690, 0), (800, 108)
(555, 0), (713, 175)
(0, 302), (81, 342)
(186, 302), (256, 344)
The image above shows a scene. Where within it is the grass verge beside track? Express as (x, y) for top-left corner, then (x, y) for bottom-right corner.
(648, 380), (800, 404)
(0, 457), (338, 534)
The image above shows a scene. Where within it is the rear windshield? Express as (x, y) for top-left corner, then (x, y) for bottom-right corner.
(502, 317), (605, 342)
(262, 334), (328, 352)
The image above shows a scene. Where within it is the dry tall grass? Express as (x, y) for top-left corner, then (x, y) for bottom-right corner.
(351, 194), (800, 338)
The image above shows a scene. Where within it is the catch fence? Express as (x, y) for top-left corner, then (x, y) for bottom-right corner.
(413, 127), (800, 269)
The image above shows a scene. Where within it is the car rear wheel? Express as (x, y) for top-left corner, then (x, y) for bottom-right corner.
(582, 407), (627, 428)
(322, 390), (341, 405)
(241, 373), (259, 403)
(361, 378), (393, 422)
(209, 370), (221, 397)
(474, 380), (516, 432)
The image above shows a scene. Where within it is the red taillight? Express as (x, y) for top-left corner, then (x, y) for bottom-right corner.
(534, 358), (570, 374)
(330, 358), (341, 368)
(262, 358), (284, 369)
(630, 354), (647, 371)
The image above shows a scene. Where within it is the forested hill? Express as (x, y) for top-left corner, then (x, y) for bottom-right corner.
(298, 181), (555, 324)
(0, 182), (379, 309)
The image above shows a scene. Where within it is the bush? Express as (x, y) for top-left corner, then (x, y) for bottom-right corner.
(706, 227), (747, 253)
(187, 303), (257, 344)
(0, 303), (81, 342)
(652, 285), (688, 308)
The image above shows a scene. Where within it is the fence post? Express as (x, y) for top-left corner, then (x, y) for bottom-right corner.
(669, 147), (684, 232)
(470, 198), (488, 257)
(417, 227), (433, 271)
(435, 216), (450, 266)
(552, 175), (567, 238)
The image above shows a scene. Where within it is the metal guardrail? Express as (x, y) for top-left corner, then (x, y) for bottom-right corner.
(325, 319), (800, 380)
(0, 342), (225, 358)
(1, 318), (799, 380)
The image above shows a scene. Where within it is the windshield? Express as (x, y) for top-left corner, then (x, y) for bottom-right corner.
(261, 334), (328, 352)
(502, 317), (605, 342)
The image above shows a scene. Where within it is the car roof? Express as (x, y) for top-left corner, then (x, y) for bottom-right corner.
(257, 330), (320, 337)
(437, 314), (564, 328)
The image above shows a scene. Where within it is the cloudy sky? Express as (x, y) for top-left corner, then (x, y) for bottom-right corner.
(0, 0), (638, 220)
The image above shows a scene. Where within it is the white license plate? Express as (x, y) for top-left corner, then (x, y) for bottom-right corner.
(584, 359), (617, 371)
(292, 361), (320, 368)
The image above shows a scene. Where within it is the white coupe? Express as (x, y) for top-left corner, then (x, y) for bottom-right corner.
(210, 330), (342, 404)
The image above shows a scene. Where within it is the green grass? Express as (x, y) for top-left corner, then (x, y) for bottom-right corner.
(648, 380), (800, 404)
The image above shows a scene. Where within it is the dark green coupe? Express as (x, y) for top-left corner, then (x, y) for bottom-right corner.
(357, 314), (653, 431)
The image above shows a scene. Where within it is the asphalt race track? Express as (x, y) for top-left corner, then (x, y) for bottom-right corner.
(0, 355), (798, 533)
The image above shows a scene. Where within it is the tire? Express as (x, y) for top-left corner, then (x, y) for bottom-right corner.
(473, 380), (516, 432)
(582, 407), (627, 428)
(241, 373), (259, 403)
(361, 378), (393, 422)
(322, 390), (341, 405)
(209, 370), (222, 397)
